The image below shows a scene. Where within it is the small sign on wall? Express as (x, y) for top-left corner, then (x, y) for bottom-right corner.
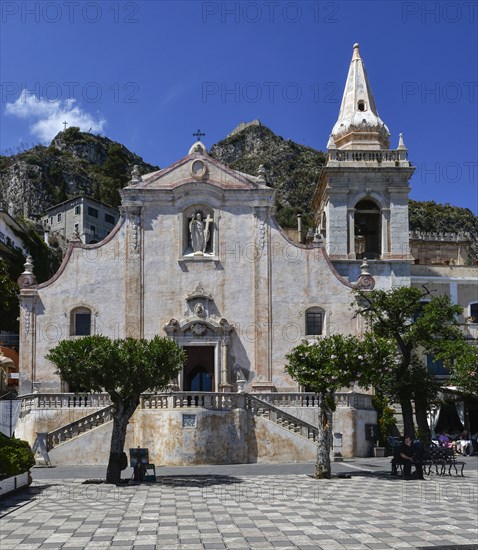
(182, 414), (197, 428)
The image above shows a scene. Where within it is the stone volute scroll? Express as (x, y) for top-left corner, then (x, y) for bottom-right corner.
(18, 255), (38, 289)
(355, 258), (376, 291)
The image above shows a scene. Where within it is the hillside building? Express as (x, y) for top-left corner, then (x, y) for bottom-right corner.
(41, 196), (119, 247)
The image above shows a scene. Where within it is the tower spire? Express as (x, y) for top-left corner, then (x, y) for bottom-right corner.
(330, 43), (390, 150)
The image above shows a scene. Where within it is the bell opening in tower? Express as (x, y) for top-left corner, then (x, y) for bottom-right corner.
(354, 200), (381, 259)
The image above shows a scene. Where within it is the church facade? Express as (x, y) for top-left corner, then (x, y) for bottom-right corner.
(15, 44), (476, 463)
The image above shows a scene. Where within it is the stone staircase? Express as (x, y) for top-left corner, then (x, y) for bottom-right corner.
(33, 406), (113, 464)
(46, 406), (113, 449)
(24, 391), (374, 464)
(246, 394), (318, 442)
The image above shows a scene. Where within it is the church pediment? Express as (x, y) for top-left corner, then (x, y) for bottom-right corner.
(125, 143), (265, 191)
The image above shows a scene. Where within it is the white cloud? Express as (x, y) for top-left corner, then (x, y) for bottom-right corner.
(5, 90), (106, 142)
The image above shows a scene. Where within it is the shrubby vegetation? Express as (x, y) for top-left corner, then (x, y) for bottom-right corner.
(0, 433), (35, 478)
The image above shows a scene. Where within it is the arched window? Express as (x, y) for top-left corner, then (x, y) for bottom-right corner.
(354, 199), (381, 259)
(70, 307), (92, 336)
(357, 100), (366, 112)
(305, 307), (325, 336)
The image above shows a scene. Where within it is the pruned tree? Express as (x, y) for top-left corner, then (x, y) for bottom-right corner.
(46, 335), (185, 484)
(285, 333), (395, 478)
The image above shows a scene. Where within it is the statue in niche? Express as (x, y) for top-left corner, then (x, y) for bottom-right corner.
(189, 212), (212, 255)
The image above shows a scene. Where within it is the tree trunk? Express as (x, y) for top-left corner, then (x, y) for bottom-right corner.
(106, 400), (138, 484)
(400, 396), (415, 439)
(414, 395), (431, 446)
(315, 393), (332, 479)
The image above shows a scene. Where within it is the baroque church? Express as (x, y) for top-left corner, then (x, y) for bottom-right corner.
(15, 44), (478, 464)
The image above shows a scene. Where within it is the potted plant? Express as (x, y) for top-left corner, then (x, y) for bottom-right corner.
(0, 433), (35, 498)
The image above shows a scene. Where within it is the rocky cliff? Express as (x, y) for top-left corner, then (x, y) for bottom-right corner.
(0, 127), (159, 218)
(1, 123), (477, 248)
(210, 122), (326, 229)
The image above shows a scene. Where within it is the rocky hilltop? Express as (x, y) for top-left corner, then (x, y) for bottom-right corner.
(1, 122), (477, 246)
(210, 122), (326, 229)
(0, 127), (159, 218)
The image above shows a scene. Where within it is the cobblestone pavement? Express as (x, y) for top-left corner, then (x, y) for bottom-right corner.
(1, 459), (477, 550)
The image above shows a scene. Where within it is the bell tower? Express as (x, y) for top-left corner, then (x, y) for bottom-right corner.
(313, 44), (414, 261)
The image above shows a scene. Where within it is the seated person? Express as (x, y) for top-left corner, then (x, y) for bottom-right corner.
(400, 435), (424, 480)
(438, 432), (453, 448)
(456, 430), (472, 456)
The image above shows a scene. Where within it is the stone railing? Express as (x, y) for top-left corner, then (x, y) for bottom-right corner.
(329, 149), (407, 163)
(246, 394), (318, 442)
(251, 393), (319, 407)
(336, 392), (374, 410)
(409, 230), (472, 242)
(46, 406), (113, 450)
(21, 391), (374, 412)
(21, 393), (111, 413)
(254, 392), (374, 410)
(141, 392), (244, 410)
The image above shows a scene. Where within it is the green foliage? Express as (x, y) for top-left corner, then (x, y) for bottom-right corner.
(355, 287), (470, 438)
(372, 394), (397, 447)
(0, 258), (19, 332)
(7, 219), (62, 283)
(46, 335), (186, 401)
(435, 340), (478, 396)
(0, 433), (35, 478)
(409, 200), (478, 263)
(409, 200), (478, 235)
(285, 333), (395, 409)
(94, 144), (132, 206)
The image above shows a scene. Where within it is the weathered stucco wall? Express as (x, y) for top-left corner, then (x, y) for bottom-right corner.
(24, 403), (372, 466)
(15, 407), (105, 445)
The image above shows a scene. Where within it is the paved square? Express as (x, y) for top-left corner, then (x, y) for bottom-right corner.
(1, 460), (477, 549)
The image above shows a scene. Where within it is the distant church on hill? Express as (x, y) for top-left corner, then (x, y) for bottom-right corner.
(15, 44), (477, 464)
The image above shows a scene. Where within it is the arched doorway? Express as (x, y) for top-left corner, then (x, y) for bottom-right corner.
(183, 346), (215, 391)
(354, 199), (381, 259)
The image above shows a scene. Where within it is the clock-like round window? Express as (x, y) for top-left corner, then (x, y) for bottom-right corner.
(190, 159), (207, 180)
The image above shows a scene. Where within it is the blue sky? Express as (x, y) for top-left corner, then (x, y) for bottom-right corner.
(1, 1), (477, 213)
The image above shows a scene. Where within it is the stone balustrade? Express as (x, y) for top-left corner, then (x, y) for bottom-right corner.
(46, 406), (113, 449)
(409, 230), (472, 242)
(20, 391), (374, 413)
(254, 392), (373, 410)
(246, 394), (318, 442)
(144, 392), (245, 410)
(251, 393), (319, 407)
(21, 393), (111, 412)
(328, 149), (407, 163)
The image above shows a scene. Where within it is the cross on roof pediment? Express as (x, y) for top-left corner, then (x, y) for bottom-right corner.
(125, 150), (265, 191)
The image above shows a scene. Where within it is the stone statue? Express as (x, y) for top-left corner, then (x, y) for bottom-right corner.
(189, 212), (212, 254)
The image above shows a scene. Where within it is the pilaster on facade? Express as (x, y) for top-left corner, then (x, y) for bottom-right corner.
(18, 289), (38, 395)
(123, 204), (144, 338)
(251, 206), (275, 392)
